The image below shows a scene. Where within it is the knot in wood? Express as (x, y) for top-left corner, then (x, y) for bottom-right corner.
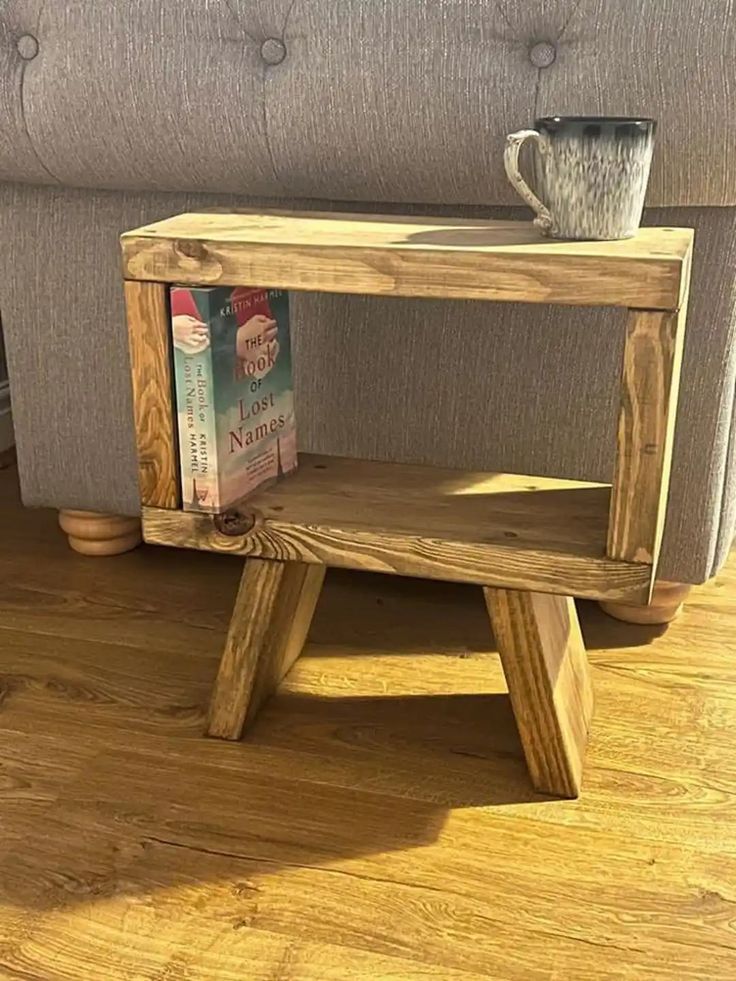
(175, 239), (209, 261)
(214, 508), (257, 537)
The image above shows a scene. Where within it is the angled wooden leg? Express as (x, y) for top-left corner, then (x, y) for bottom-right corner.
(207, 558), (326, 740)
(483, 587), (594, 798)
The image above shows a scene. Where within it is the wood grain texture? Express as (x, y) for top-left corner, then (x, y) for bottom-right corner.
(142, 454), (652, 602)
(2, 462), (736, 980)
(484, 588), (593, 798)
(608, 306), (687, 573)
(207, 559), (326, 740)
(121, 210), (693, 310)
(123, 280), (179, 509)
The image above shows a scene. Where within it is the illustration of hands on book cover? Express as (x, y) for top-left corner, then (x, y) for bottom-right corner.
(170, 285), (297, 513)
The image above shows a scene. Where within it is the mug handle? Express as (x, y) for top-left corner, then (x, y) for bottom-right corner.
(504, 130), (554, 233)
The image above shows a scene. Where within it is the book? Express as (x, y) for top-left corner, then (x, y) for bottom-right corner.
(170, 285), (297, 513)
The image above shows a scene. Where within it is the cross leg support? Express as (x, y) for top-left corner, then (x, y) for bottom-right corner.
(484, 587), (594, 798)
(208, 562), (594, 797)
(207, 558), (326, 740)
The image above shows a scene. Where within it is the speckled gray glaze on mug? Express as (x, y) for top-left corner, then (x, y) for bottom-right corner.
(505, 117), (656, 241)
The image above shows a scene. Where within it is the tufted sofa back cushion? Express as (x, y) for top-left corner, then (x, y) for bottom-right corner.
(0, 0), (734, 205)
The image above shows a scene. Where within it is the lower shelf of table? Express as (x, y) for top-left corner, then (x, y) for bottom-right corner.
(142, 453), (654, 603)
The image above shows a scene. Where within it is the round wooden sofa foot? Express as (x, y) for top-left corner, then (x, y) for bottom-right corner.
(599, 580), (692, 626)
(58, 509), (142, 556)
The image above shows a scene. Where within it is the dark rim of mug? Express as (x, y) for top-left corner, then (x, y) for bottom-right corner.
(536, 116), (656, 128)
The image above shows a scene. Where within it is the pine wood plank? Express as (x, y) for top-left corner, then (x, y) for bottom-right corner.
(121, 210), (693, 310)
(124, 280), (179, 508)
(142, 454), (652, 602)
(1, 902), (488, 981)
(483, 588), (593, 798)
(207, 558), (326, 740)
(607, 306), (687, 572)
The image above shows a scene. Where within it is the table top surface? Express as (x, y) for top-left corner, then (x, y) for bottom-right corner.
(124, 208), (693, 259)
(122, 209), (694, 310)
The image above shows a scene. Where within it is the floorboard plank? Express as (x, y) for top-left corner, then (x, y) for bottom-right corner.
(1, 463), (736, 979)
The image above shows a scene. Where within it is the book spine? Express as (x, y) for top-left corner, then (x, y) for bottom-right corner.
(172, 289), (221, 512)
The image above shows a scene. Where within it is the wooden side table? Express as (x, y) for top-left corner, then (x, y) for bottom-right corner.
(121, 211), (693, 798)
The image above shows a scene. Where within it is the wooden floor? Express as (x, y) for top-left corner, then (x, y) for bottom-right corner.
(1, 460), (736, 980)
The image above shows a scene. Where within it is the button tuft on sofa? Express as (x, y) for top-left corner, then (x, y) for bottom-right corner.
(16, 33), (39, 60)
(529, 41), (556, 68)
(260, 38), (286, 66)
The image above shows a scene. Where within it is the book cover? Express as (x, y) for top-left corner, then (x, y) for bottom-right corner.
(170, 285), (297, 512)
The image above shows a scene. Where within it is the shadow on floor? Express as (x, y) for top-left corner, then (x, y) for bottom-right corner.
(0, 684), (545, 918)
(312, 569), (669, 653)
(256, 688), (539, 809)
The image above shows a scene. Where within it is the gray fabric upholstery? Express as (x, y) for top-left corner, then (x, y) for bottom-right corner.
(0, 1), (733, 205)
(0, 323), (7, 385)
(1, 0), (736, 585)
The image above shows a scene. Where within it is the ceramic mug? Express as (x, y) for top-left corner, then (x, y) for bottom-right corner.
(504, 116), (656, 241)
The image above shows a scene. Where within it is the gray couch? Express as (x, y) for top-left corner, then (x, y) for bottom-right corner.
(1, 0), (735, 585)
